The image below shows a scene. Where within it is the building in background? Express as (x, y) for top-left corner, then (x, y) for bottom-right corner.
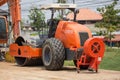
(67, 8), (105, 32)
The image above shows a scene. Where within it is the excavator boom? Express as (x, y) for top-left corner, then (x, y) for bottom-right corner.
(0, 0), (7, 6)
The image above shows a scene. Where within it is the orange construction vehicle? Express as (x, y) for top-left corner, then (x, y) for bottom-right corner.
(0, 16), (8, 43)
(0, 16), (8, 60)
(0, 0), (20, 60)
(0, 0), (21, 39)
(0, 1), (105, 73)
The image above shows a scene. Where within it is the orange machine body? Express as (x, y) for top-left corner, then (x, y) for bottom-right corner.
(0, 0), (7, 6)
(55, 20), (105, 72)
(10, 20), (104, 59)
(55, 21), (92, 49)
(9, 0), (21, 39)
(10, 20), (105, 72)
(10, 20), (92, 58)
(0, 16), (8, 43)
(10, 43), (42, 58)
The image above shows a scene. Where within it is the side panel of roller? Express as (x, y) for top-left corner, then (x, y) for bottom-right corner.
(10, 43), (42, 58)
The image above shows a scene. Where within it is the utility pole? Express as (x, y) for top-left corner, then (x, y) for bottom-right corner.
(73, 0), (75, 4)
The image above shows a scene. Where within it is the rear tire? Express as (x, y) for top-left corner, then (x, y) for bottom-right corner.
(42, 38), (65, 70)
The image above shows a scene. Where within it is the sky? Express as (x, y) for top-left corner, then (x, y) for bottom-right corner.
(0, 0), (120, 23)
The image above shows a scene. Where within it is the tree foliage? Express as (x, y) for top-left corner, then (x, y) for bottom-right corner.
(28, 7), (46, 31)
(95, 0), (120, 39)
(20, 19), (25, 30)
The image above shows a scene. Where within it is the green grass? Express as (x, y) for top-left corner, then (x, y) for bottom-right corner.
(30, 33), (38, 36)
(30, 31), (48, 36)
(64, 47), (120, 71)
(64, 60), (74, 66)
(99, 47), (120, 71)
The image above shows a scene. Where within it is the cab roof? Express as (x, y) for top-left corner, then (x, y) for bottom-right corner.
(40, 4), (76, 10)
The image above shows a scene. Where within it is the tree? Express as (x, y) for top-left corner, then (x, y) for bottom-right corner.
(95, 0), (120, 47)
(28, 7), (46, 33)
(20, 19), (25, 30)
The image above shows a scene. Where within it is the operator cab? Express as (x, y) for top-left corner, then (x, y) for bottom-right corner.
(40, 4), (77, 38)
(27, 4), (78, 47)
(0, 16), (8, 43)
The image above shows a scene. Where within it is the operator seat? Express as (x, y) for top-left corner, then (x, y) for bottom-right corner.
(47, 19), (60, 38)
(36, 19), (60, 48)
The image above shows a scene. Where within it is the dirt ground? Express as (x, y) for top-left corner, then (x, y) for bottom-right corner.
(0, 62), (120, 80)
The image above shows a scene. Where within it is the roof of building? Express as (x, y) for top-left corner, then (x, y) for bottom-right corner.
(111, 34), (120, 41)
(104, 34), (120, 42)
(67, 8), (103, 21)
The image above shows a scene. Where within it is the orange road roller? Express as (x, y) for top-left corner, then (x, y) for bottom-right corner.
(10, 4), (105, 73)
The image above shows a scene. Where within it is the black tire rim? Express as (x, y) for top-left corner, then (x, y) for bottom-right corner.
(43, 45), (52, 66)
